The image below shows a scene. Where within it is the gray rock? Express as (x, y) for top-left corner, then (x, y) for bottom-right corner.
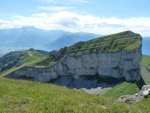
(8, 67), (58, 82)
(118, 85), (150, 103)
(52, 48), (142, 83)
(81, 83), (113, 95)
(139, 85), (150, 97)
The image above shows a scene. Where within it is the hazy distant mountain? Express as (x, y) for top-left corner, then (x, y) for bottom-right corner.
(0, 27), (97, 55)
(48, 32), (98, 50)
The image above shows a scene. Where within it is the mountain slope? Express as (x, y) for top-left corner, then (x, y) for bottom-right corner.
(5, 31), (144, 89)
(65, 30), (141, 53)
(0, 76), (149, 113)
(35, 31), (142, 67)
(141, 55), (150, 84)
(0, 49), (48, 76)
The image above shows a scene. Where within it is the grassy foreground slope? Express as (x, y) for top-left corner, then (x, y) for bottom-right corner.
(0, 77), (150, 113)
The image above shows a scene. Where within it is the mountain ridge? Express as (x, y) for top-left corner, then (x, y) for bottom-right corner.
(0, 27), (149, 56)
(0, 49), (48, 76)
(3, 31), (145, 88)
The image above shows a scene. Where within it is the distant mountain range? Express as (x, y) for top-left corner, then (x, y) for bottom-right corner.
(0, 27), (97, 55)
(0, 27), (149, 55)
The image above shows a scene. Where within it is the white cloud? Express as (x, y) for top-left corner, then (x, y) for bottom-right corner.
(69, 0), (89, 3)
(36, 0), (89, 13)
(37, 0), (89, 4)
(0, 11), (150, 36)
(38, 6), (74, 12)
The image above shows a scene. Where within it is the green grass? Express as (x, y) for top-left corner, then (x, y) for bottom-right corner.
(0, 77), (112, 113)
(65, 31), (141, 54)
(1, 57), (45, 77)
(141, 55), (150, 84)
(34, 54), (56, 67)
(0, 77), (150, 113)
(141, 55), (150, 68)
(0, 49), (47, 76)
(104, 82), (139, 99)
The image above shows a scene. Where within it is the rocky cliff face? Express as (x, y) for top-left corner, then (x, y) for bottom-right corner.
(7, 31), (145, 88)
(53, 48), (142, 81)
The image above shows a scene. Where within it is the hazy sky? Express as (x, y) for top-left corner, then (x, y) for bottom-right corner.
(0, 0), (150, 36)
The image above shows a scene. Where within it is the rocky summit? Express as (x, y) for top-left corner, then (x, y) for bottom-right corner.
(6, 31), (145, 88)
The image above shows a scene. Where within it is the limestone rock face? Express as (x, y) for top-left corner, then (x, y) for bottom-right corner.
(7, 31), (144, 88)
(8, 67), (58, 82)
(53, 48), (141, 82)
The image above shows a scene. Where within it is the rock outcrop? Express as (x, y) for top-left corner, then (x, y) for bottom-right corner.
(118, 85), (150, 103)
(7, 31), (145, 88)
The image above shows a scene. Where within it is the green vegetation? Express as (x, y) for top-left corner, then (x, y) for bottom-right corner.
(0, 77), (111, 113)
(0, 77), (150, 113)
(104, 82), (139, 99)
(0, 49), (48, 76)
(64, 31), (141, 54)
(34, 53), (56, 67)
(141, 55), (150, 84)
(141, 55), (150, 68)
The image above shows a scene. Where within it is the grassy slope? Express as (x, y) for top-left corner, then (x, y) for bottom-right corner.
(0, 77), (149, 113)
(141, 55), (150, 67)
(141, 55), (150, 84)
(0, 50), (47, 76)
(66, 31), (141, 54)
(104, 82), (139, 99)
(34, 53), (56, 67)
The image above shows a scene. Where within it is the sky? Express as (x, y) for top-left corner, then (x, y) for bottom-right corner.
(0, 0), (150, 36)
